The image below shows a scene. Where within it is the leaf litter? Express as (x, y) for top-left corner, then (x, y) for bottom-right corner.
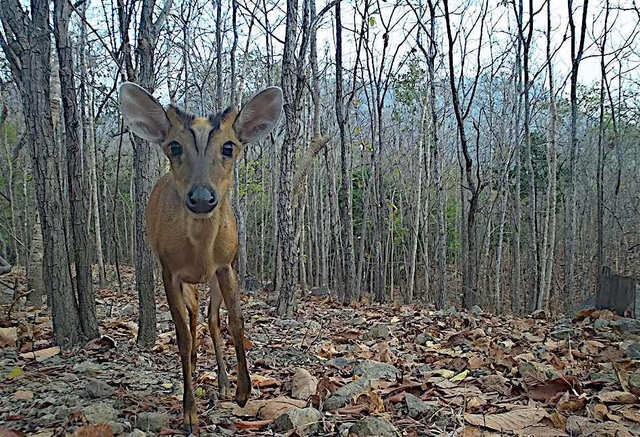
(0, 268), (639, 435)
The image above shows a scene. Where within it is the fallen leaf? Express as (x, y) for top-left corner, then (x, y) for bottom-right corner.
(598, 390), (638, 404)
(556, 392), (586, 412)
(464, 408), (546, 431)
(451, 369), (469, 381)
(8, 367), (23, 379)
(0, 327), (17, 348)
(592, 403), (608, 421)
(12, 391), (33, 400)
(621, 408), (640, 423)
(549, 412), (567, 429)
(19, 346), (60, 361)
(515, 425), (568, 436)
(251, 374), (281, 388)
(234, 419), (274, 429)
(233, 396), (306, 420)
(0, 428), (24, 437)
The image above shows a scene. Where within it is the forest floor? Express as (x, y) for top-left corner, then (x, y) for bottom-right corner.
(1, 267), (640, 437)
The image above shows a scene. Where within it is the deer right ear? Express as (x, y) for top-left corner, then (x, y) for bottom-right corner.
(118, 82), (171, 144)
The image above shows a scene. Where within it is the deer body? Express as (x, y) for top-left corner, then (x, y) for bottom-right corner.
(119, 83), (283, 432)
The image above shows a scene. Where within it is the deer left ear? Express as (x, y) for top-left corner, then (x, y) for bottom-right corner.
(233, 87), (283, 144)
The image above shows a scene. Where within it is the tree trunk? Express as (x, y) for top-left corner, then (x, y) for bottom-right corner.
(1, 0), (83, 345)
(54, 0), (99, 339)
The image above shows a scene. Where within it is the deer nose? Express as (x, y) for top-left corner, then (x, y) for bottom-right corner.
(186, 186), (218, 214)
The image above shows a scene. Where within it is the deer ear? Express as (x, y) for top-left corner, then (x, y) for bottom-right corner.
(118, 82), (171, 143)
(233, 86), (283, 143)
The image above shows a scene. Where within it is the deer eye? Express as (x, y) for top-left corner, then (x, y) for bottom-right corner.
(169, 140), (182, 156)
(222, 141), (234, 157)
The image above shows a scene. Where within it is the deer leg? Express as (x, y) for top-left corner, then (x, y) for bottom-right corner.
(208, 275), (231, 400)
(216, 264), (251, 407)
(162, 269), (198, 432)
(183, 283), (199, 377)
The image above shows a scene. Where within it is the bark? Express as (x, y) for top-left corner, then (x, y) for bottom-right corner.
(214, 0), (223, 111)
(566, 0), (589, 313)
(275, 0), (306, 316)
(55, 0), (99, 339)
(1, 0), (83, 344)
(335, 0), (356, 302)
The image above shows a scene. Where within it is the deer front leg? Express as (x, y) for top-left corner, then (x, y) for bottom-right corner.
(216, 265), (251, 407)
(162, 269), (199, 432)
(183, 283), (199, 377)
(208, 275), (232, 400)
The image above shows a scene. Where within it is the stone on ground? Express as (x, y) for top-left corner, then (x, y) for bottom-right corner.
(274, 407), (323, 435)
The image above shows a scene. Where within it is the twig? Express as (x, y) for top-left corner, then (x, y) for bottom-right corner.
(7, 287), (33, 318)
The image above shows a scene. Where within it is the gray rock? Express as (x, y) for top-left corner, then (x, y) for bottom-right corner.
(416, 364), (432, 376)
(416, 333), (434, 345)
(353, 360), (401, 381)
(349, 416), (397, 437)
(531, 309), (547, 320)
(627, 343), (640, 360)
(157, 312), (172, 322)
(120, 303), (136, 316)
(338, 422), (356, 436)
(350, 317), (366, 326)
(471, 305), (484, 316)
(291, 368), (318, 400)
(327, 357), (356, 368)
(108, 422), (125, 434)
(629, 369), (640, 390)
(128, 430), (147, 437)
(304, 320), (321, 331)
(277, 319), (303, 328)
(54, 407), (70, 421)
(405, 393), (437, 419)
(445, 307), (461, 318)
(274, 407), (323, 435)
(74, 362), (103, 374)
(591, 371), (618, 384)
(550, 327), (574, 340)
(593, 319), (610, 329)
(86, 379), (115, 399)
(611, 318), (640, 335)
(324, 378), (371, 411)
(363, 324), (390, 340)
(83, 403), (118, 423)
(136, 412), (169, 432)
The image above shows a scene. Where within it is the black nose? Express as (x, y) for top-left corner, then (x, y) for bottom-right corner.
(186, 186), (218, 214)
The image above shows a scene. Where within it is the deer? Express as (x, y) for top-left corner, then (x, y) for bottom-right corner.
(118, 82), (283, 431)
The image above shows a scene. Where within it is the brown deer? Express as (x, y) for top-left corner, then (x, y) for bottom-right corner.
(118, 82), (283, 431)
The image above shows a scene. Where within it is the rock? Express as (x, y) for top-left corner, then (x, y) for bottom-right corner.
(128, 430), (147, 437)
(591, 371), (618, 385)
(74, 362), (103, 374)
(327, 357), (356, 368)
(611, 318), (640, 336)
(83, 403), (118, 423)
(629, 369), (640, 390)
(274, 407), (323, 435)
(550, 327), (574, 340)
(349, 416), (397, 437)
(135, 412), (169, 432)
(405, 393), (437, 419)
(277, 319), (303, 328)
(565, 416), (595, 436)
(416, 364), (432, 376)
(304, 320), (321, 331)
(310, 287), (332, 297)
(338, 422), (355, 436)
(445, 307), (461, 318)
(531, 309), (547, 320)
(108, 422), (125, 434)
(627, 343), (640, 360)
(157, 311), (172, 322)
(120, 303), (136, 316)
(471, 305), (484, 316)
(324, 378), (371, 411)
(86, 380), (115, 399)
(363, 324), (390, 340)
(593, 319), (610, 329)
(291, 368), (318, 400)
(353, 360), (401, 381)
(416, 333), (434, 345)
(350, 317), (366, 326)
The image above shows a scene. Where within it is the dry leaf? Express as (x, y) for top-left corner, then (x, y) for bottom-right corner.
(598, 390), (638, 404)
(74, 424), (113, 437)
(621, 408), (640, 423)
(12, 391), (33, 400)
(515, 425), (568, 436)
(592, 403), (608, 421)
(233, 419), (273, 430)
(251, 374), (281, 388)
(556, 392), (586, 413)
(233, 396), (306, 420)
(464, 408), (546, 431)
(19, 346), (60, 361)
(0, 328), (17, 348)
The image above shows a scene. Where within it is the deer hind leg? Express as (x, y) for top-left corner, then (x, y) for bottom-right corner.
(208, 275), (231, 400)
(183, 283), (199, 376)
(216, 264), (251, 407)
(162, 269), (198, 432)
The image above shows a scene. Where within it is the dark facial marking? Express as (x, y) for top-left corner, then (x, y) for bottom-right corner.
(208, 107), (234, 131)
(169, 105), (195, 128)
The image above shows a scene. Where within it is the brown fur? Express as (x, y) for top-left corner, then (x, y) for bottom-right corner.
(146, 108), (250, 432)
